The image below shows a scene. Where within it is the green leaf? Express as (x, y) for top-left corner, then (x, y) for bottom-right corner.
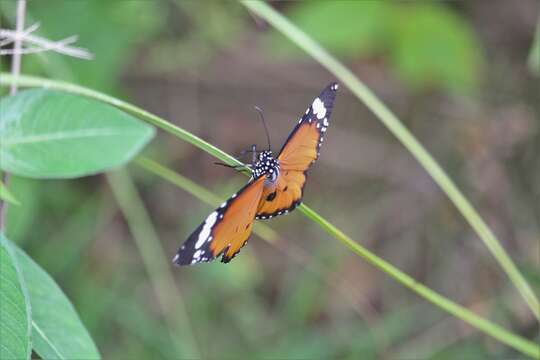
(272, 1), (391, 57)
(390, 4), (483, 93)
(0, 89), (155, 179)
(13, 242), (100, 359)
(0, 179), (20, 205)
(0, 234), (31, 360)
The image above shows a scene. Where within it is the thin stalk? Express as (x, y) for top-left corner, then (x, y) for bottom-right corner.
(0, 74), (538, 357)
(527, 16), (539, 75)
(240, 0), (539, 321)
(0, 178), (20, 205)
(1, 0), (26, 230)
(107, 170), (200, 359)
(9, 0), (26, 95)
(301, 205), (538, 358)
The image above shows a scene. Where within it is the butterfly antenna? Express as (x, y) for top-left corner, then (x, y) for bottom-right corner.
(254, 106), (272, 151)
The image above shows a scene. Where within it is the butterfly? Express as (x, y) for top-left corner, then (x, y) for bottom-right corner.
(173, 83), (339, 265)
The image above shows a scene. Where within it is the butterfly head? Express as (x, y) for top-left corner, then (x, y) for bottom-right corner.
(253, 150), (280, 182)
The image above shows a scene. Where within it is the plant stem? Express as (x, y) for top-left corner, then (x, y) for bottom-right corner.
(240, 0), (539, 322)
(300, 205), (539, 358)
(9, 0), (26, 96)
(1, 0), (26, 231)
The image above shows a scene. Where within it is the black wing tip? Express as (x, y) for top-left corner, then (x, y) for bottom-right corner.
(172, 252), (188, 266)
(320, 83), (339, 105)
(220, 251), (239, 263)
(327, 82), (339, 92)
(173, 251), (218, 266)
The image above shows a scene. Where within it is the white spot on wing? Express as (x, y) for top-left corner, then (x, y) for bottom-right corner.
(312, 97), (327, 120)
(195, 211), (218, 249)
(172, 254), (179, 263)
(323, 118), (329, 127)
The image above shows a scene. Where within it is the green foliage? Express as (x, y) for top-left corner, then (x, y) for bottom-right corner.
(390, 5), (482, 92)
(0, 234), (31, 360)
(0, 179), (20, 205)
(272, 2), (483, 93)
(5, 176), (40, 242)
(2, 72), (537, 357)
(0, 1), (537, 358)
(0, 89), (155, 178)
(0, 0), (165, 92)
(274, 1), (389, 57)
(11, 238), (100, 359)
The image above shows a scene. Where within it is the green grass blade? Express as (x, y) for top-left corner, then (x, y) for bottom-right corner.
(300, 206), (539, 358)
(0, 74), (537, 357)
(240, 0), (539, 322)
(106, 170), (200, 359)
(0, 179), (20, 206)
(528, 16), (540, 76)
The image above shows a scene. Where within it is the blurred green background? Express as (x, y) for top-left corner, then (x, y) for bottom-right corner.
(1, 0), (539, 358)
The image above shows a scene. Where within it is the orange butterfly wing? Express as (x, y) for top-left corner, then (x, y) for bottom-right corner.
(173, 176), (265, 265)
(256, 83), (338, 219)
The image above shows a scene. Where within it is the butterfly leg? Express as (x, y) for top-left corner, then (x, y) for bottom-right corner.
(250, 144), (257, 164)
(213, 162), (246, 170)
(236, 144), (259, 161)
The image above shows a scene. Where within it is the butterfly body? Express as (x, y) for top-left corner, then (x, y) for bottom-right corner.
(252, 150), (280, 182)
(174, 83), (338, 266)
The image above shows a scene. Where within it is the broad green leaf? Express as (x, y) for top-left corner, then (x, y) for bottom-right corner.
(0, 89), (155, 178)
(391, 4), (483, 93)
(0, 179), (20, 205)
(273, 1), (391, 57)
(13, 242), (100, 359)
(0, 234), (31, 360)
